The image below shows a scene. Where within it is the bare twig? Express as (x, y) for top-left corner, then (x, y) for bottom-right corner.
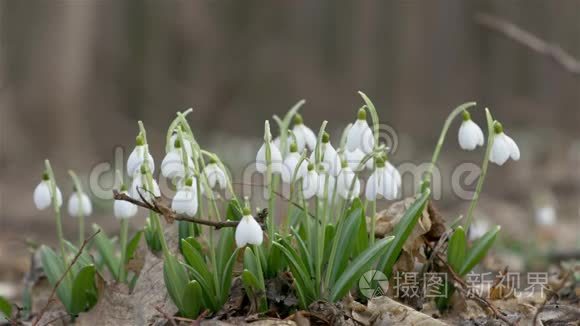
(426, 241), (517, 326)
(113, 189), (266, 229)
(153, 305), (178, 326)
(476, 13), (580, 76)
(532, 270), (571, 325)
(33, 230), (101, 326)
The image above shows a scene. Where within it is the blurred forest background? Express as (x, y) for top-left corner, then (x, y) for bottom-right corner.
(1, 0), (579, 294)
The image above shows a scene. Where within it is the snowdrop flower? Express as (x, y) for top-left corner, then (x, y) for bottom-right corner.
(345, 148), (365, 172)
(346, 108), (374, 154)
(235, 207), (263, 247)
(33, 173), (63, 210)
(171, 178), (198, 217)
(204, 158), (227, 190)
(535, 205), (556, 226)
(458, 110), (484, 151)
(114, 185), (138, 219)
(273, 137), (291, 154)
(282, 143), (307, 183)
(130, 165), (161, 200)
(161, 139), (194, 180)
(256, 141), (283, 174)
(292, 114), (317, 152)
(489, 122), (520, 166)
(309, 132), (341, 176)
(67, 189), (92, 217)
(365, 157), (400, 200)
(336, 161), (360, 200)
(468, 219), (489, 241)
(316, 167), (336, 200)
(302, 163), (319, 200)
(127, 135), (155, 177)
(169, 131), (193, 157)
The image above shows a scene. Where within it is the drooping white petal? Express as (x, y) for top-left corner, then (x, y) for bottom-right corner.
(385, 161), (402, 188)
(365, 172), (378, 201)
(378, 167), (399, 200)
(169, 133), (193, 157)
(336, 167), (360, 200)
(504, 134), (520, 161)
(171, 186), (198, 217)
(127, 145), (155, 177)
(204, 163), (227, 189)
(282, 152), (307, 183)
(114, 191), (138, 219)
(345, 149), (365, 171)
(161, 151), (194, 179)
(458, 120), (485, 151)
(316, 172), (336, 199)
(366, 167), (399, 201)
(489, 133), (511, 166)
(235, 215), (263, 247)
(293, 124), (317, 151)
(67, 192), (92, 217)
(309, 142), (341, 176)
(468, 219), (489, 241)
(256, 142), (284, 174)
(302, 170), (319, 199)
(130, 175), (161, 200)
(346, 120), (374, 154)
(33, 181), (63, 210)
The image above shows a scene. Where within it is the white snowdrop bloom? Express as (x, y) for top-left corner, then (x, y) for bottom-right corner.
(282, 144), (307, 183)
(535, 205), (556, 226)
(458, 111), (484, 151)
(161, 140), (194, 180)
(489, 123), (520, 166)
(130, 166), (161, 200)
(345, 148), (365, 172)
(171, 179), (198, 217)
(67, 191), (92, 217)
(292, 114), (317, 152)
(316, 168), (336, 200)
(169, 132), (193, 157)
(235, 208), (263, 247)
(336, 162), (360, 200)
(385, 160), (402, 189)
(127, 136), (155, 177)
(33, 174), (63, 210)
(309, 132), (341, 176)
(114, 187), (138, 219)
(256, 141), (283, 174)
(273, 137), (291, 154)
(468, 219), (489, 241)
(346, 108), (374, 154)
(302, 163), (319, 200)
(365, 158), (400, 201)
(204, 160), (227, 190)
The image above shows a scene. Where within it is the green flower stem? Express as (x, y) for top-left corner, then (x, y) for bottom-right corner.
(264, 121), (276, 242)
(138, 121), (170, 257)
(277, 99), (306, 157)
(44, 160), (67, 262)
(370, 199), (377, 244)
(118, 218), (129, 283)
(425, 102), (477, 184)
(358, 92), (380, 148)
(165, 108), (193, 153)
(68, 170), (86, 246)
(200, 150), (238, 202)
(465, 108), (494, 232)
(285, 152), (308, 232)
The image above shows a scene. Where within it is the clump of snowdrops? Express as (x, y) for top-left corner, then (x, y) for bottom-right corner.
(32, 92), (519, 318)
